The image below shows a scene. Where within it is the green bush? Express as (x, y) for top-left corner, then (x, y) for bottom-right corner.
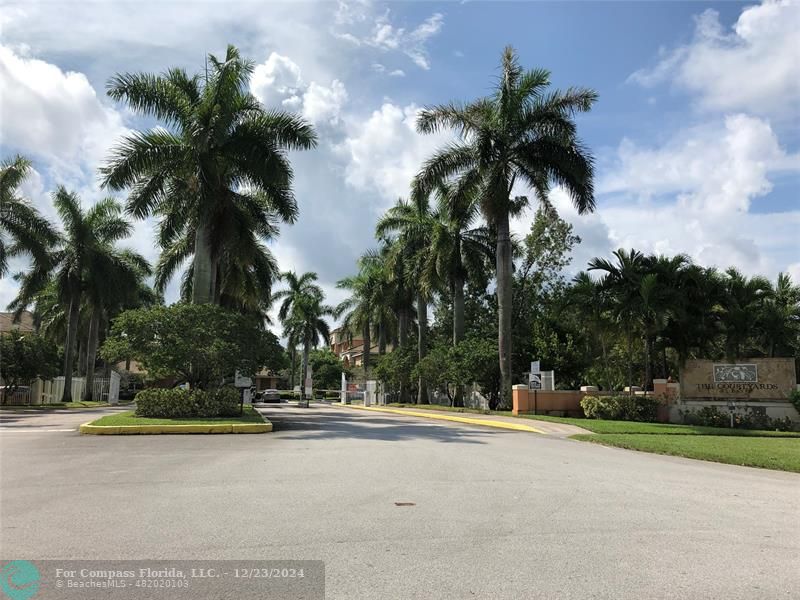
(581, 394), (662, 422)
(135, 387), (240, 418)
(683, 405), (797, 431)
(790, 389), (800, 414)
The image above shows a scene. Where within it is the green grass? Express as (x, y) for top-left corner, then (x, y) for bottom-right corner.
(0, 401), (110, 411)
(89, 406), (264, 426)
(517, 414), (800, 437)
(575, 434), (800, 472)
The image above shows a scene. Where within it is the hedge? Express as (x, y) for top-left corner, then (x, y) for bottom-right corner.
(135, 387), (240, 418)
(580, 394), (662, 422)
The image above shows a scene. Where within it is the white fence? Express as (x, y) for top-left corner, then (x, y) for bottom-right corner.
(2, 372), (120, 405)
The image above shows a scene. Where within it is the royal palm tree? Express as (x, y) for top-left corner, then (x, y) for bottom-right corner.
(377, 198), (435, 404)
(0, 156), (57, 276)
(422, 183), (493, 404)
(335, 261), (378, 380)
(155, 210), (280, 321)
(287, 293), (333, 401)
(101, 45), (317, 304)
(82, 249), (152, 400)
(414, 47), (597, 407)
(10, 190), (137, 401)
(274, 271), (325, 391)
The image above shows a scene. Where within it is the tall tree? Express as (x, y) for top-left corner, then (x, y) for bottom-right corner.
(422, 183), (493, 405)
(377, 198), (436, 404)
(0, 156), (57, 276)
(414, 47), (596, 407)
(335, 258), (384, 381)
(274, 271), (330, 396)
(101, 45), (316, 304)
(10, 190), (138, 401)
(717, 268), (771, 359)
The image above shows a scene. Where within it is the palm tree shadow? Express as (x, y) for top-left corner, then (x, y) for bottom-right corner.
(260, 406), (497, 444)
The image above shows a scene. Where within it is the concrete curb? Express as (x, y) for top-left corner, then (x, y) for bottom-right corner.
(79, 414), (273, 435)
(333, 404), (546, 434)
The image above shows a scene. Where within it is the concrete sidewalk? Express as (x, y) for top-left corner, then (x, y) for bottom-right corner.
(332, 403), (591, 436)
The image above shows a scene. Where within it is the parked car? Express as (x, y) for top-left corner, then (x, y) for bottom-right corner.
(258, 389), (281, 403)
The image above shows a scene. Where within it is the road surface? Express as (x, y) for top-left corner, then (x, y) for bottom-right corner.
(1, 404), (798, 599)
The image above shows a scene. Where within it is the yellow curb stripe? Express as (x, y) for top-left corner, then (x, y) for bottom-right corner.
(79, 416), (273, 435)
(335, 404), (546, 434)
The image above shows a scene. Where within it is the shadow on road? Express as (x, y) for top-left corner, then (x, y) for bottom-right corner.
(258, 404), (498, 445)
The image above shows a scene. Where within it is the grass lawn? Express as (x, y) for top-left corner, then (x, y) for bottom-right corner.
(88, 405), (264, 426)
(575, 433), (800, 473)
(0, 401), (111, 411)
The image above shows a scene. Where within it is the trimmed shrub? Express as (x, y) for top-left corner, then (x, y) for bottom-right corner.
(581, 394), (663, 422)
(135, 387), (240, 418)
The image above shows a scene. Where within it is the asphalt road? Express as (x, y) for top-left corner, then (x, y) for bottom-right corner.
(1, 404), (798, 599)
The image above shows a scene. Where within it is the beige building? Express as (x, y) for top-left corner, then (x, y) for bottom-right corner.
(0, 311), (35, 335)
(329, 327), (390, 368)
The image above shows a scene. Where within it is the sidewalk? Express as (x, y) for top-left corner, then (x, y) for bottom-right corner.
(333, 403), (591, 436)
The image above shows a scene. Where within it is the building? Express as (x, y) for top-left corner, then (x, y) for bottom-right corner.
(0, 311), (35, 335)
(329, 327), (390, 368)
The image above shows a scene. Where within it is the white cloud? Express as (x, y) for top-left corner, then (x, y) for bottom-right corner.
(334, 4), (444, 70)
(0, 45), (128, 181)
(336, 103), (452, 206)
(251, 53), (348, 126)
(600, 114), (799, 214)
(629, 1), (800, 119)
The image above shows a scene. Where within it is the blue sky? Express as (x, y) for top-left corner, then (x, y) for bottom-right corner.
(1, 0), (798, 315)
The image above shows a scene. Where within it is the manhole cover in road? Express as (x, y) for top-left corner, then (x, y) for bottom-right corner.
(394, 502), (415, 506)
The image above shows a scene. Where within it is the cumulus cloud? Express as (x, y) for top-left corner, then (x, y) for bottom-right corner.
(336, 103), (452, 206)
(0, 45), (128, 181)
(629, 0), (800, 119)
(600, 114), (799, 214)
(251, 53), (348, 126)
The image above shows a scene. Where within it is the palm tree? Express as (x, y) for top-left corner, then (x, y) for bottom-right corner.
(589, 249), (647, 393)
(274, 271), (325, 391)
(422, 183), (493, 405)
(287, 293), (333, 402)
(82, 249), (152, 400)
(569, 271), (614, 390)
(10, 189), (137, 401)
(759, 273), (800, 358)
(376, 198), (435, 404)
(414, 47), (597, 407)
(717, 268), (771, 359)
(154, 209), (280, 321)
(0, 156), (57, 276)
(100, 44), (317, 304)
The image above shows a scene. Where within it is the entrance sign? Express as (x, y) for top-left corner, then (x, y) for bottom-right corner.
(681, 358), (795, 401)
(529, 373), (542, 390)
(234, 371), (252, 388)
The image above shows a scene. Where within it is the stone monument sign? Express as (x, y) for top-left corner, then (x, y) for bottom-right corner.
(681, 358), (796, 401)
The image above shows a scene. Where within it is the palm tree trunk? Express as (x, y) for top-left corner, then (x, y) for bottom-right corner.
(417, 293), (428, 405)
(301, 339), (310, 401)
(378, 323), (386, 355)
(77, 333), (87, 377)
(496, 212), (513, 409)
(398, 308), (410, 403)
(453, 276), (465, 407)
(83, 311), (100, 401)
(362, 321), (371, 381)
(289, 345), (296, 390)
(643, 334), (652, 394)
(61, 293), (80, 402)
(192, 222), (216, 305)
